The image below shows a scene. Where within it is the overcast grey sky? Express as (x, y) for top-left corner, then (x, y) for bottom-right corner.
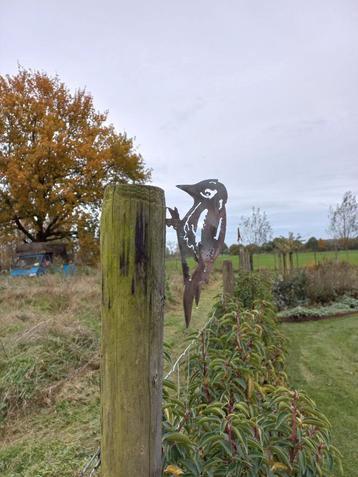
(1, 0), (357, 244)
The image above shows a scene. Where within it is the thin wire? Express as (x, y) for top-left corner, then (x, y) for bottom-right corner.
(186, 344), (191, 403)
(79, 448), (100, 477)
(164, 309), (217, 381)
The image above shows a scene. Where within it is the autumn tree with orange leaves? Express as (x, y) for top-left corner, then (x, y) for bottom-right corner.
(0, 68), (150, 245)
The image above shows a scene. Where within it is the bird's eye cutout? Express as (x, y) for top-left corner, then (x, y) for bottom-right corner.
(200, 188), (217, 199)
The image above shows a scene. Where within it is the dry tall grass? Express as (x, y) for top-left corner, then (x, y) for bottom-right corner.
(0, 273), (102, 476)
(0, 268), (220, 476)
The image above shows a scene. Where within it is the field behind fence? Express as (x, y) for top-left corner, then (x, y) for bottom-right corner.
(166, 249), (358, 273)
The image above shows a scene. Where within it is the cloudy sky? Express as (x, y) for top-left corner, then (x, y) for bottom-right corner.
(1, 0), (357, 244)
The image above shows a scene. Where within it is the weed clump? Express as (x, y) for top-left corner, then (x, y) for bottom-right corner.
(273, 261), (358, 309)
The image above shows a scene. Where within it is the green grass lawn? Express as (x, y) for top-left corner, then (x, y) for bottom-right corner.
(282, 315), (358, 475)
(167, 250), (358, 272)
(254, 250), (358, 269)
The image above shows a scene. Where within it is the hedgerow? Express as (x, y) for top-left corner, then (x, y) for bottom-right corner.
(162, 297), (341, 476)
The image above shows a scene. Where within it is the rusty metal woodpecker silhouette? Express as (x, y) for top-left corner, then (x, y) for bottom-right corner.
(166, 179), (228, 326)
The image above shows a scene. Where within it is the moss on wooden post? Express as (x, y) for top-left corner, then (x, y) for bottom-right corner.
(100, 184), (165, 477)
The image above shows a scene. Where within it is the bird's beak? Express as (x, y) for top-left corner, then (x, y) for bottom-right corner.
(176, 184), (196, 197)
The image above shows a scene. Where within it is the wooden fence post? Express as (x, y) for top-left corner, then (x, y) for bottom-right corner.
(223, 260), (235, 306)
(239, 246), (246, 271)
(239, 246), (252, 272)
(100, 184), (165, 477)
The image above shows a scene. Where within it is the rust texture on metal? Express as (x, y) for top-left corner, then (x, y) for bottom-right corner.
(166, 179), (228, 326)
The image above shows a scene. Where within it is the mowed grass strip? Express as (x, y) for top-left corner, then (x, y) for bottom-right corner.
(282, 315), (358, 475)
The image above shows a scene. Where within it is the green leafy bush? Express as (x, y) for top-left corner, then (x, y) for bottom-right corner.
(273, 271), (308, 309)
(235, 271), (273, 309)
(163, 299), (341, 476)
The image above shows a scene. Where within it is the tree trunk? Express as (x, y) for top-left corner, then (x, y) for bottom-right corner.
(278, 252), (282, 273)
(289, 251), (294, 271)
(282, 252), (287, 276)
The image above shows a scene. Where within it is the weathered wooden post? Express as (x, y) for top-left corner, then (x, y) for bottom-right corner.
(239, 246), (246, 271)
(239, 246), (252, 272)
(223, 260), (235, 306)
(101, 184), (165, 477)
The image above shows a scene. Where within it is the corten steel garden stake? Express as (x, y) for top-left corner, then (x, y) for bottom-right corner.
(166, 179), (227, 327)
(101, 184), (165, 477)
